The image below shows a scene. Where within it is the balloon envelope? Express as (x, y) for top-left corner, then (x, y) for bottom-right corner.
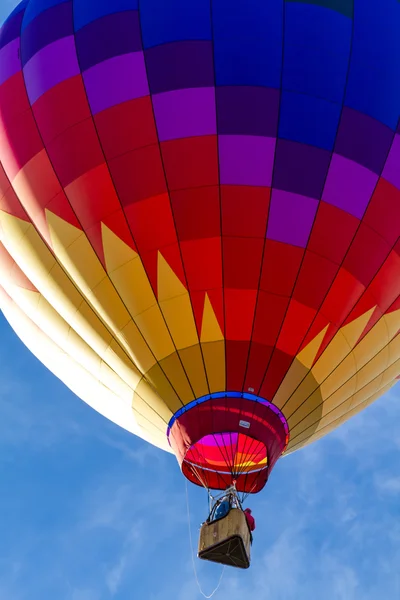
(0, 0), (399, 493)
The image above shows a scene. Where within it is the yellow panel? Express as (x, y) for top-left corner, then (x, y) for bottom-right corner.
(119, 319), (156, 374)
(48, 213), (153, 371)
(288, 378), (356, 436)
(201, 293), (224, 343)
(0, 211), (31, 243)
(280, 370), (321, 419)
(383, 309), (400, 339)
(7, 286), (140, 403)
(352, 316), (390, 370)
(179, 345), (209, 399)
(202, 340), (226, 393)
(0, 290), (146, 439)
(159, 352), (195, 403)
(157, 251), (186, 302)
(47, 210), (105, 289)
(297, 325), (329, 369)
(102, 224), (155, 315)
(286, 380), (396, 455)
(280, 309), (376, 417)
(355, 346), (390, 391)
(379, 357), (400, 387)
(134, 304), (175, 360)
(160, 293), (199, 349)
(312, 308), (375, 382)
(273, 358), (313, 410)
(132, 410), (169, 447)
(139, 364), (182, 414)
(133, 385), (172, 427)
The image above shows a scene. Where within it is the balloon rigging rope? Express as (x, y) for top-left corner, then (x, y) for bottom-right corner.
(185, 479), (225, 599)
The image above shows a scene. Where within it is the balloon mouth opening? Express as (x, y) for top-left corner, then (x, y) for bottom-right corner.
(167, 392), (289, 493)
(182, 431), (269, 491)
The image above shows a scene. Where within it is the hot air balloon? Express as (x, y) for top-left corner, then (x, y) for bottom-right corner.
(0, 0), (399, 569)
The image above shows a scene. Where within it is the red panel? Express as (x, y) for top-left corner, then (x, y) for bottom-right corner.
(160, 135), (219, 190)
(277, 298), (316, 357)
(308, 201), (359, 265)
(0, 73), (30, 130)
(124, 193), (177, 252)
(94, 96), (157, 160)
(225, 288), (257, 341)
(32, 76), (91, 144)
(363, 178), (400, 247)
(294, 251), (339, 310)
(65, 164), (121, 230)
(0, 168), (28, 221)
(221, 185), (270, 238)
(260, 239), (304, 296)
(226, 339), (250, 390)
(343, 223), (391, 288)
(223, 237), (264, 290)
(0, 109), (42, 180)
(46, 118), (104, 187)
(180, 237), (222, 291)
(46, 191), (82, 229)
(260, 349), (293, 400)
(320, 267), (365, 327)
(252, 291), (289, 346)
(170, 186), (220, 241)
(299, 311), (331, 352)
(244, 343), (273, 393)
(109, 144), (167, 206)
(102, 208), (136, 251)
(346, 250), (400, 327)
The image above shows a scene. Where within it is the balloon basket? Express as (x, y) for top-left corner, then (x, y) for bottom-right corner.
(198, 508), (251, 569)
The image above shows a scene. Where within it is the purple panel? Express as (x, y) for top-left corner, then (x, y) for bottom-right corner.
(153, 87), (216, 142)
(323, 154), (378, 219)
(273, 139), (331, 199)
(267, 189), (318, 248)
(219, 135), (276, 186)
(335, 107), (394, 175)
(216, 86), (280, 137)
(145, 41), (214, 94)
(21, 1), (73, 66)
(83, 52), (148, 115)
(0, 39), (21, 85)
(75, 11), (142, 72)
(382, 135), (400, 190)
(23, 36), (80, 105)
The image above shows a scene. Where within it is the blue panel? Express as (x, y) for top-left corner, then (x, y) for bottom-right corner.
(6, 0), (28, 21)
(283, 3), (352, 103)
(345, 0), (400, 130)
(140, 0), (212, 49)
(278, 90), (342, 151)
(213, 0), (283, 87)
(22, 0), (67, 30)
(0, 1), (28, 48)
(74, 0), (138, 31)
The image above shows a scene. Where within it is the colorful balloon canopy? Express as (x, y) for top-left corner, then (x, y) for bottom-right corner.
(0, 0), (399, 494)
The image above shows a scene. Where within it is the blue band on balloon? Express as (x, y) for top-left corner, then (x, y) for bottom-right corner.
(167, 391), (289, 438)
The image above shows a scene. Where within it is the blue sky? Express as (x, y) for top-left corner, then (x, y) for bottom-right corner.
(1, 2), (400, 598)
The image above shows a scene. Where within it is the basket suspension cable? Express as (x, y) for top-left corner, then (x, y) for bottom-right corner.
(185, 479), (225, 599)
